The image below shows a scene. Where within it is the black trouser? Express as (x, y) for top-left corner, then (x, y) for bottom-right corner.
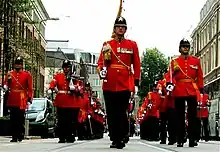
(175, 96), (197, 143)
(146, 116), (159, 141)
(140, 119), (147, 139)
(77, 122), (87, 139)
(195, 117), (209, 141)
(9, 107), (25, 140)
(93, 120), (104, 138)
(103, 90), (130, 142)
(160, 112), (167, 142)
(167, 108), (177, 143)
(56, 107), (79, 141)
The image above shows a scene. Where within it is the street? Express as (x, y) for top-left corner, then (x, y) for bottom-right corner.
(0, 135), (219, 152)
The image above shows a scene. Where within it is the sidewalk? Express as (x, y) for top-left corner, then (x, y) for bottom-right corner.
(0, 136), (42, 142)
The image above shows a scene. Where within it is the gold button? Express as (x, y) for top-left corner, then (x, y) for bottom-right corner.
(117, 70), (119, 72)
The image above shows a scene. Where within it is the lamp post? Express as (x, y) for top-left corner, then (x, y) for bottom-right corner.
(34, 17), (60, 97)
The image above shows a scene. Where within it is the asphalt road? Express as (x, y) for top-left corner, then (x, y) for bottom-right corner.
(0, 136), (219, 152)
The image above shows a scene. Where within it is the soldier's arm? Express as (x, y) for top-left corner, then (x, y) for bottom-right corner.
(132, 41), (141, 86)
(165, 60), (176, 84)
(97, 42), (106, 74)
(27, 72), (33, 102)
(49, 74), (58, 89)
(3, 72), (11, 90)
(197, 59), (204, 93)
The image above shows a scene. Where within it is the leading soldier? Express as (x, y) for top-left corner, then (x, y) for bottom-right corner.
(3, 57), (33, 142)
(49, 60), (81, 143)
(97, 16), (141, 149)
(166, 39), (204, 147)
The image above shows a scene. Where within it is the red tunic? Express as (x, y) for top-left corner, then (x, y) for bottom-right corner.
(4, 70), (33, 109)
(166, 56), (204, 97)
(197, 94), (209, 118)
(49, 73), (81, 108)
(97, 39), (141, 92)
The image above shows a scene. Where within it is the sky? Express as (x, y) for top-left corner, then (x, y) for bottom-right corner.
(42, 0), (207, 57)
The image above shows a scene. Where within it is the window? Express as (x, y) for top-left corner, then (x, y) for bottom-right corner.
(218, 38), (220, 66)
(93, 78), (101, 86)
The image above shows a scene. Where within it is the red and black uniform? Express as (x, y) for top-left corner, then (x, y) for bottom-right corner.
(166, 39), (204, 147)
(159, 74), (177, 145)
(195, 94), (210, 141)
(92, 101), (105, 139)
(157, 79), (168, 144)
(139, 89), (160, 141)
(97, 16), (141, 145)
(4, 57), (33, 142)
(49, 60), (81, 143)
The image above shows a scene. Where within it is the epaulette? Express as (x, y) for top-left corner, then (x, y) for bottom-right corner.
(190, 55), (199, 59)
(171, 56), (178, 61)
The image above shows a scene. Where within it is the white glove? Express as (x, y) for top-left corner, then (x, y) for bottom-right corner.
(88, 115), (91, 119)
(47, 89), (52, 94)
(147, 103), (152, 108)
(158, 89), (162, 95)
(99, 67), (107, 79)
(102, 44), (111, 52)
(135, 86), (138, 95)
(3, 85), (8, 91)
(166, 83), (174, 92)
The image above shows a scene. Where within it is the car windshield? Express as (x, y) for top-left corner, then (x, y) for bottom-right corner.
(27, 99), (46, 112)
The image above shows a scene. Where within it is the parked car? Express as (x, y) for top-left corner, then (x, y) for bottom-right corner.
(26, 98), (56, 138)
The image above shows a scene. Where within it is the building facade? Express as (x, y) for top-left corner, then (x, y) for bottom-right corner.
(191, 0), (220, 97)
(191, 0), (220, 137)
(0, 0), (50, 97)
(87, 53), (104, 105)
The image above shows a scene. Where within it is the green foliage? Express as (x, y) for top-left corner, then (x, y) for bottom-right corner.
(138, 48), (169, 104)
(11, 0), (33, 12)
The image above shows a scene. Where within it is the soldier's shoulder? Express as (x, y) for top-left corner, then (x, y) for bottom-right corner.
(171, 56), (179, 61)
(23, 70), (32, 76)
(126, 39), (137, 44)
(103, 39), (114, 44)
(7, 70), (13, 74)
(55, 72), (63, 76)
(190, 55), (199, 60)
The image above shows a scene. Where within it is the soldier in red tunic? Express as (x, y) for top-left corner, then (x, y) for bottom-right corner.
(3, 57), (33, 142)
(196, 93), (210, 142)
(144, 84), (161, 141)
(49, 60), (81, 143)
(166, 39), (204, 147)
(97, 16), (141, 149)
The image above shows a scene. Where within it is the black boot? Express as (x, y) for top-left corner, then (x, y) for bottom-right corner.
(177, 142), (184, 147)
(10, 139), (18, 142)
(160, 140), (166, 144)
(115, 141), (125, 149)
(66, 137), (75, 143)
(168, 141), (176, 145)
(58, 138), (66, 143)
(110, 141), (116, 148)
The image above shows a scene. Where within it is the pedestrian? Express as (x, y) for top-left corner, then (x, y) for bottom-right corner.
(97, 16), (141, 149)
(166, 39), (204, 147)
(3, 56), (33, 142)
(49, 60), (81, 143)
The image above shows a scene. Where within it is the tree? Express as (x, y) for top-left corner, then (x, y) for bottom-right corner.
(0, 0), (34, 73)
(138, 48), (169, 104)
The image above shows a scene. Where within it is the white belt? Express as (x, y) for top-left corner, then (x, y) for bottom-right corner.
(58, 90), (71, 94)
